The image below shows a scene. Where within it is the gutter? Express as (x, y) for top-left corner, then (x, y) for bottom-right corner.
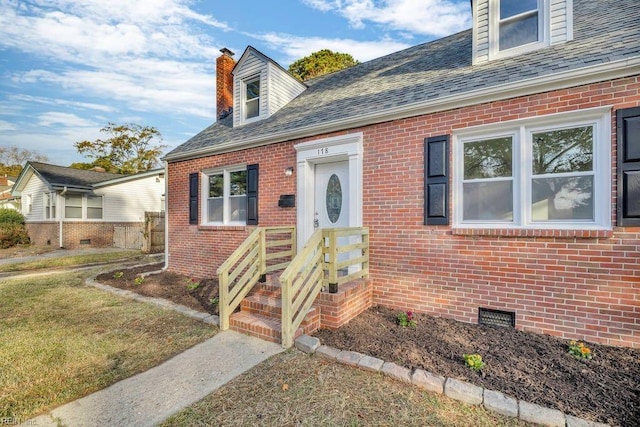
(59, 186), (67, 248)
(164, 56), (640, 163)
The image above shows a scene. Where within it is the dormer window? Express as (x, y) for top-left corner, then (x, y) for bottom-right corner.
(498, 0), (540, 51)
(245, 77), (260, 120)
(473, 0), (572, 64)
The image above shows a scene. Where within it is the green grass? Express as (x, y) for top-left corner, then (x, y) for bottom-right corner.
(0, 250), (143, 272)
(162, 351), (531, 427)
(0, 271), (218, 420)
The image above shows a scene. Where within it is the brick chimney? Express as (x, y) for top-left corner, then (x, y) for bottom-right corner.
(216, 48), (235, 119)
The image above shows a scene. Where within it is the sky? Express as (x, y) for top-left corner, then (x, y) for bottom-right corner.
(0, 0), (472, 167)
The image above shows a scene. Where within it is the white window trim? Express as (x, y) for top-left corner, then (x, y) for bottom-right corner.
(489, 0), (549, 60)
(43, 191), (57, 220)
(453, 107), (611, 230)
(63, 193), (104, 221)
(242, 75), (261, 125)
(201, 164), (248, 226)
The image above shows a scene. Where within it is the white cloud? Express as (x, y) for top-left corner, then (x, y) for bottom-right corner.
(255, 32), (411, 64)
(303, 0), (471, 37)
(38, 112), (97, 127)
(0, 120), (16, 132)
(9, 95), (116, 113)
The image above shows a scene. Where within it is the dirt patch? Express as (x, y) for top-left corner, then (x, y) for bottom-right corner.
(95, 264), (219, 315)
(314, 306), (640, 426)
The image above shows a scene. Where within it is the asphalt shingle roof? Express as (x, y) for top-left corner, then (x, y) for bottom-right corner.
(167, 0), (640, 160)
(28, 162), (122, 188)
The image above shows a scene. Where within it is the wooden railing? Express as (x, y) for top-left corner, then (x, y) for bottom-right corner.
(217, 226), (296, 330)
(280, 227), (369, 348)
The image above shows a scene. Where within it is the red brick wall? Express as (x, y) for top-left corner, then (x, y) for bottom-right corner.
(26, 221), (144, 248)
(167, 143), (297, 278)
(168, 75), (640, 347)
(25, 222), (58, 246)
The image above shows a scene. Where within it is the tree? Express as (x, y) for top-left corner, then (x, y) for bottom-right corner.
(288, 49), (359, 81)
(74, 123), (166, 174)
(0, 146), (48, 177)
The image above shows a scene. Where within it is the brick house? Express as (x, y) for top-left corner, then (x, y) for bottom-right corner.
(164, 0), (640, 347)
(12, 162), (165, 249)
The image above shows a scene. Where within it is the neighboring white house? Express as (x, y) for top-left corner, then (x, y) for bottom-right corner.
(12, 162), (165, 249)
(0, 176), (18, 210)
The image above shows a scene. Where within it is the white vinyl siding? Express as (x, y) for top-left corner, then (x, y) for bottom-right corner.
(21, 173), (48, 221)
(98, 173), (165, 221)
(267, 62), (306, 116)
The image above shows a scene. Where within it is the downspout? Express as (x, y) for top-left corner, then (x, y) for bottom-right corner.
(59, 187), (67, 248)
(163, 161), (169, 271)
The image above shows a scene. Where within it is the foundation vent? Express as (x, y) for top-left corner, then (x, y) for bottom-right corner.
(478, 307), (515, 328)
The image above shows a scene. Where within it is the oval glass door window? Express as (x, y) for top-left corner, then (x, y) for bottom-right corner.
(326, 174), (342, 223)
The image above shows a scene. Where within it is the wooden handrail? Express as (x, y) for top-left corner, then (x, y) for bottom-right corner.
(217, 226), (296, 331)
(280, 229), (323, 348)
(280, 227), (369, 348)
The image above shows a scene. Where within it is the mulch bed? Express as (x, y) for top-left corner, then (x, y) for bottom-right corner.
(313, 306), (640, 426)
(94, 266), (639, 426)
(95, 264), (219, 315)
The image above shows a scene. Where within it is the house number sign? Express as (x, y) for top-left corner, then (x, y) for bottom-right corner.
(317, 147), (329, 155)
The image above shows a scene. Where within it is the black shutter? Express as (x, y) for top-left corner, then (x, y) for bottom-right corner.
(246, 164), (259, 225)
(189, 172), (199, 225)
(617, 106), (640, 226)
(424, 135), (449, 225)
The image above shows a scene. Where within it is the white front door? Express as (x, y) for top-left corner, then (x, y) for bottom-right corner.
(314, 161), (349, 230)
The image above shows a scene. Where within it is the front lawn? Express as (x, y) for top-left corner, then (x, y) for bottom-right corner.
(0, 270), (217, 420)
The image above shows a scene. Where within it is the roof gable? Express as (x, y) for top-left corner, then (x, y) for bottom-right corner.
(13, 162), (121, 194)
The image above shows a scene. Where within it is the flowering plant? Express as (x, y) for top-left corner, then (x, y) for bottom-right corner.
(568, 340), (593, 360)
(185, 277), (200, 290)
(396, 311), (417, 328)
(463, 353), (484, 371)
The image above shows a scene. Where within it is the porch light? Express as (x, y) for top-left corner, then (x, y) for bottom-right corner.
(284, 167), (294, 176)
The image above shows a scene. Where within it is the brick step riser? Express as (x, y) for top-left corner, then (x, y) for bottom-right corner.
(229, 318), (304, 344)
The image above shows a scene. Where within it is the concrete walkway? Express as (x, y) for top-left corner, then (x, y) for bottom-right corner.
(28, 331), (284, 427)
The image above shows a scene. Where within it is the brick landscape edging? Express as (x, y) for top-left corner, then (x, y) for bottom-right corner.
(85, 269), (219, 326)
(294, 335), (609, 427)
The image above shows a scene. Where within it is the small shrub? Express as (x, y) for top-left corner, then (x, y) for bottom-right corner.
(209, 297), (219, 305)
(0, 208), (25, 224)
(463, 353), (485, 371)
(113, 271), (124, 279)
(396, 311), (417, 328)
(568, 340), (593, 360)
(134, 275), (144, 285)
(0, 223), (30, 249)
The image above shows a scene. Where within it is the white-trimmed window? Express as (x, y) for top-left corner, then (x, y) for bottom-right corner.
(44, 192), (56, 219)
(244, 77), (260, 121)
(491, 0), (546, 57)
(203, 167), (247, 225)
(454, 109), (611, 229)
(26, 194), (32, 214)
(64, 194), (103, 220)
(87, 195), (103, 219)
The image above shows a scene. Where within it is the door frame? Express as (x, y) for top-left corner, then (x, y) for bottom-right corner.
(294, 132), (363, 250)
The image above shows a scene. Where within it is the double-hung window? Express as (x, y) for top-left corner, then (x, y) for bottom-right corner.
(44, 192), (56, 219)
(204, 167), (247, 225)
(455, 109), (610, 229)
(490, 0), (546, 58)
(64, 194), (103, 219)
(65, 194), (83, 219)
(87, 195), (103, 219)
(244, 77), (260, 121)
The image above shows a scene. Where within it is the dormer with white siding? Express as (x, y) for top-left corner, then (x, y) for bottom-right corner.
(231, 46), (307, 127)
(472, 0), (573, 64)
